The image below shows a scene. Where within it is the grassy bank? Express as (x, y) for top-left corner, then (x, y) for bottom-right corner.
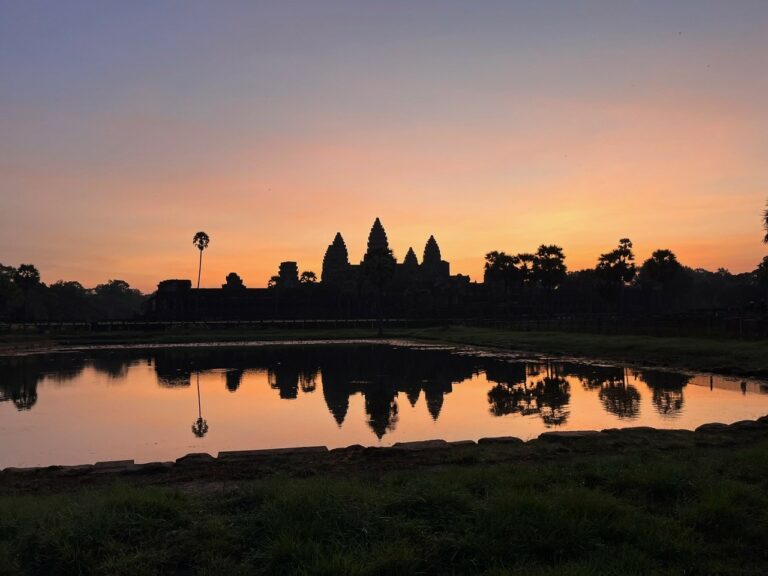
(3, 324), (768, 376)
(2, 435), (767, 575)
(413, 326), (768, 377)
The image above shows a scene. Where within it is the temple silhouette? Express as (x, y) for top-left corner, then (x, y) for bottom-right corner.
(137, 215), (768, 323)
(145, 218), (473, 319)
(321, 218), (451, 289)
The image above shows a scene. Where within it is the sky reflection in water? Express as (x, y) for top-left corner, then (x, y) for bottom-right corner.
(1, 342), (767, 467)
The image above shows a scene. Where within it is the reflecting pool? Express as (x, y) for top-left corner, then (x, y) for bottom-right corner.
(1, 341), (767, 467)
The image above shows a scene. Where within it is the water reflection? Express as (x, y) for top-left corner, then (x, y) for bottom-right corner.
(225, 369), (243, 393)
(191, 373), (209, 438)
(487, 363), (570, 426)
(0, 344), (764, 443)
(635, 370), (691, 418)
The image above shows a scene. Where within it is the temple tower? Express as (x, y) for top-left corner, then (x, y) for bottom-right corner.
(421, 235), (450, 283)
(278, 262), (299, 289)
(423, 235), (441, 267)
(366, 217), (390, 255)
(321, 232), (351, 284)
(362, 217), (396, 268)
(403, 247), (419, 269)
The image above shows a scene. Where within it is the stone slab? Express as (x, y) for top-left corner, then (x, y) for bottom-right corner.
(391, 440), (450, 451)
(133, 461), (175, 473)
(1, 467), (43, 474)
(94, 460), (135, 469)
(175, 453), (216, 465)
(478, 436), (524, 445)
(729, 420), (767, 431)
(539, 431), (602, 441)
(448, 440), (476, 448)
(217, 446), (328, 461)
(329, 444), (364, 454)
(695, 422), (729, 433)
(57, 464), (94, 475)
(615, 426), (659, 434)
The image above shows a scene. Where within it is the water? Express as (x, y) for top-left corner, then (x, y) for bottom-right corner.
(1, 340), (767, 468)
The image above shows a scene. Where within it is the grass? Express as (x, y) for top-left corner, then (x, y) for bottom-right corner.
(3, 324), (767, 573)
(410, 325), (768, 376)
(2, 438), (768, 575)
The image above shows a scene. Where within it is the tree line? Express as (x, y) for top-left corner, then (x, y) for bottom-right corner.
(483, 238), (768, 314)
(2, 203), (766, 323)
(0, 263), (145, 322)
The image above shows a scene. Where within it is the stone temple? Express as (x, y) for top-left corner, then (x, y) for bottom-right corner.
(145, 218), (472, 320)
(321, 217), (453, 290)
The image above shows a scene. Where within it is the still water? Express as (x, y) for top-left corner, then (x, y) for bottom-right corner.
(2, 341), (767, 468)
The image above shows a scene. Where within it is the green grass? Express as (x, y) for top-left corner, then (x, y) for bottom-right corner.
(3, 439), (768, 575)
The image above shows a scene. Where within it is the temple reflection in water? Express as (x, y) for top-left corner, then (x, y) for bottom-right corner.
(2, 344), (767, 441)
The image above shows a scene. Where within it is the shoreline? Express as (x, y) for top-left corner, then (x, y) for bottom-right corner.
(3, 324), (768, 374)
(3, 417), (767, 490)
(3, 324), (768, 377)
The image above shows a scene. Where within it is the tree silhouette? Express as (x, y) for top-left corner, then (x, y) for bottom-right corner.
(517, 253), (536, 286)
(597, 238), (636, 285)
(0, 265), (22, 319)
(14, 264), (40, 291)
(533, 245), (567, 290)
(223, 272), (245, 290)
(14, 264), (41, 321)
(639, 250), (683, 287)
(596, 238), (636, 311)
(192, 231), (210, 289)
(94, 279), (144, 319)
(299, 271), (317, 284)
(763, 200), (768, 243)
(755, 256), (768, 309)
(638, 250), (690, 310)
(484, 251), (520, 296)
(267, 275), (280, 288)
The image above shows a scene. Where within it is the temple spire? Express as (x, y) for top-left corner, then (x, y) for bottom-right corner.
(423, 235), (441, 265)
(322, 232), (350, 284)
(330, 232), (348, 260)
(403, 247), (418, 267)
(366, 217), (390, 254)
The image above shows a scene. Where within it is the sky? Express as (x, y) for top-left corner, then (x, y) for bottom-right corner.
(1, 1), (767, 292)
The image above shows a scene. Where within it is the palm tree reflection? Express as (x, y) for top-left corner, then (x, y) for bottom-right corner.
(487, 362), (570, 427)
(636, 370), (690, 418)
(191, 372), (209, 438)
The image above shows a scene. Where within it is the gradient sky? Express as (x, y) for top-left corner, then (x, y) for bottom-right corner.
(1, 1), (767, 292)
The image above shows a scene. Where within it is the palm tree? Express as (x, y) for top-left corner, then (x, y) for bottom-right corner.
(763, 200), (768, 243)
(14, 264), (40, 321)
(192, 231), (210, 289)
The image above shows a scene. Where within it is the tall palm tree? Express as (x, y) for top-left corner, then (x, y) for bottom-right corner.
(763, 200), (768, 243)
(192, 231), (210, 289)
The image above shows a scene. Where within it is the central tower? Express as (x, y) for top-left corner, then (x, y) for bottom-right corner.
(365, 217), (390, 255)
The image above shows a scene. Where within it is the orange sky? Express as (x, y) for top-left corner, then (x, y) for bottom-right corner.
(1, 2), (766, 292)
